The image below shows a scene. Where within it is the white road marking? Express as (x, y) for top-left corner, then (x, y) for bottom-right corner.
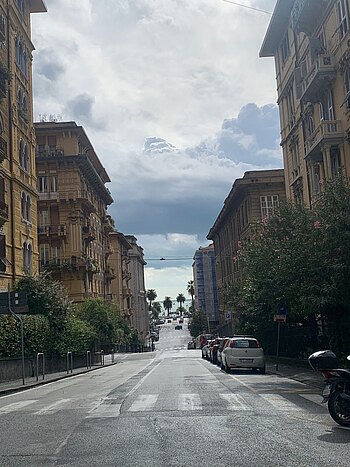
(34, 398), (71, 415)
(260, 394), (302, 411)
(219, 393), (251, 411)
(0, 400), (37, 414)
(128, 394), (158, 412)
(298, 393), (326, 407)
(178, 394), (202, 411)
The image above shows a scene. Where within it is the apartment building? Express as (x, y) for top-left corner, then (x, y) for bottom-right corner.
(0, 0), (46, 290)
(125, 235), (149, 343)
(109, 231), (133, 323)
(34, 121), (114, 302)
(192, 244), (219, 330)
(207, 169), (286, 328)
(260, 0), (350, 206)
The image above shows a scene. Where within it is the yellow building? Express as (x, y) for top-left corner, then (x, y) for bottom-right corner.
(260, 0), (350, 206)
(0, 0), (46, 290)
(207, 169), (286, 329)
(34, 121), (114, 302)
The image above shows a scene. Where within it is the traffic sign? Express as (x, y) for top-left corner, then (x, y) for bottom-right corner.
(274, 314), (287, 323)
(225, 311), (232, 320)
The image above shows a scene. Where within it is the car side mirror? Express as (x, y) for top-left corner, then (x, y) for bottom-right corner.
(347, 355), (350, 361)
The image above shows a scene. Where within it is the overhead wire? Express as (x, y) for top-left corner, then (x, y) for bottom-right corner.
(221, 0), (272, 15)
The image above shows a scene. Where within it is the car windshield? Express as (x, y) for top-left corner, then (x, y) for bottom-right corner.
(231, 340), (259, 348)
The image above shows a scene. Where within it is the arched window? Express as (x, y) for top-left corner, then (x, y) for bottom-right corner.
(26, 194), (31, 222)
(19, 139), (24, 167)
(22, 242), (32, 274)
(21, 192), (26, 218)
(24, 144), (29, 171)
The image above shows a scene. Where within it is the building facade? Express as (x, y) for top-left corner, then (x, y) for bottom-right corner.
(35, 121), (114, 302)
(260, 0), (350, 206)
(125, 235), (149, 343)
(0, 0), (46, 290)
(207, 169), (286, 328)
(109, 231), (133, 323)
(192, 244), (219, 330)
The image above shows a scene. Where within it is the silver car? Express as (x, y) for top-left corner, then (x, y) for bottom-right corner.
(221, 337), (265, 373)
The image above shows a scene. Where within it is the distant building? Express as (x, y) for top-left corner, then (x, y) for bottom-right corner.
(35, 121), (114, 302)
(260, 0), (350, 206)
(192, 244), (219, 329)
(207, 169), (286, 329)
(0, 0), (47, 289)
(125, 235), (149, 343)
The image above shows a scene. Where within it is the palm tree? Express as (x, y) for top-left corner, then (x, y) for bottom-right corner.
(146, 289), (157, 311)
(176, 293), (185, 316)
(151, 301), (161, 321)
(163, 296), (173, 317)
(187, 280), (195, 313)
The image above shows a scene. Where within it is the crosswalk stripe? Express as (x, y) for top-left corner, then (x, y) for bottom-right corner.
(128, 394), (158, 412)
(34, 399), (71, 415)
(178, 394), (202, 411)
(260, 394), (302, 411)
(0, 400), (37, 414)
(219, 393), (251, 411)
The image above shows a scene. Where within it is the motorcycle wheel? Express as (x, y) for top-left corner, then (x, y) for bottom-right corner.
(328, 389), (350, 427)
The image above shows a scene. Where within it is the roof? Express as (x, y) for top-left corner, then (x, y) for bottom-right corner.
(29, 0), (47, 13)
(259, 0), (294, 57)
(207, 169), (285, 239)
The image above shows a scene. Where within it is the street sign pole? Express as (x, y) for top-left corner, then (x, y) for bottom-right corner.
(276, 321), (281, 371)
(8, 286), (25, 385)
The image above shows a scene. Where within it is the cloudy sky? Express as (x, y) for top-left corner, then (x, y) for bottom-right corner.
(31, 0), (282, 302)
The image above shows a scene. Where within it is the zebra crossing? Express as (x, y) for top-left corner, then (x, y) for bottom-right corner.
(0, 391), (327, 418)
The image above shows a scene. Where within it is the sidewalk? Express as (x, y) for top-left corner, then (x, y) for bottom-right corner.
(0, 353), (125, 397)
(266, 356), (324, 389)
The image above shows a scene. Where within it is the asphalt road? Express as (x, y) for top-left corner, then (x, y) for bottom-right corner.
(0, 319), (349, 467)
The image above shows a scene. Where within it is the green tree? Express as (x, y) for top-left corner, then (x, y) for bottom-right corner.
(163, 296), (172, 316)
(146, 289), (157, 311)
(176, 293), (185, 315)
(151, 301), (161, 321)
(189, 308), (206, 338)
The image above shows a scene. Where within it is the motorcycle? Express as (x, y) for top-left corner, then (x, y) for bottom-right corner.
(308, 350), (350, 427)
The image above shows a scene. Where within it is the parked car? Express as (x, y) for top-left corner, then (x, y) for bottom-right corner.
(209, 338), (223, 364)
(217, 337), (230, 367)
(179, 318), (184, 324)
(187, 339), (196, 350)
(221, 337), (265, 373)
(202, 339), (215, 360)
(196, 333), (212, 349)
(167, 319), (172, 323)
(175, 324), (182, 330)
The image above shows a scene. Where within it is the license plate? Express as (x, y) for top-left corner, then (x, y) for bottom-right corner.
(322, 385), (331, 397)
(240, 358), (254, 362)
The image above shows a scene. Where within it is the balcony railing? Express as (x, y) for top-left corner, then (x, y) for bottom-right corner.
(36, 148), (64, 158)
(38, 225), (67, 237)
(0, 136), (7, 162)
(38, 192), (59, 201)
(40, 256), (99, 274)
(301, 55), (336, 103)
(291, 0), (325, 35)
(304, 120), (343, 158)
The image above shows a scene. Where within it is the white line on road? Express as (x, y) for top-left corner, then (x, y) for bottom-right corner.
(260, 394), (302, 411)
(34, 398), (71, 415)
(178, 394), (202, 411)
(219, 393), (251, 411)
(128, 394), (158, 412)
(0, 400), (37, 414)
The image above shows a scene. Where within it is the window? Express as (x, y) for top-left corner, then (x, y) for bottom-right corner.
(330, 147), (341, 177)
(23, 242), (32, 274)
(0, 14), (5, 42)
(260, 195), (279, 220)
(38, 176), (47, 192)
(50, 175), (57, 192)
(320, 89), (335, 120)
(337, 0), (348, 40)
(0, 234), (6, 272)
(21, 192), (31, 222)
(16, 0), (27, 18)
(344, 68), (350, 108)
(39, 210), (49, 227)
(14, 36), (28, 77)
(39, 243), (49, 267)
(19, 140), (29, 171)
(285, 85), (295, 130)
(281, 32), (290, 63)
(17, 88), (28, 122)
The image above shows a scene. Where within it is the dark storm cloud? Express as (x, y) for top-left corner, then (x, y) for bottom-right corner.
(188, 103), (281, 166)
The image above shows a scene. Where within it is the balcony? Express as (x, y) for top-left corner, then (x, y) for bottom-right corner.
(40, 256), (99, 274)
(0, 200), (8, 227)
(82, 225), (96, 243)
(37, 225), (67, 237)
(59, 190), (96, 213)
(301, 55), (336, 103)
(36, 148), (64, 158)
(291, 0), (327, 35)
(102, 215), (114, 233)
(304, 120), (343, 159)
(0, 136), (7, 162)
(105, 266), (116, 280)
(38, 192), (59, 201)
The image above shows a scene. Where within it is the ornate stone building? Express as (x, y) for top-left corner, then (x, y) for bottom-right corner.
(207, 169), (286, 329)
(0, 0), (46, 290)
(260, 0), (350, 206)
(34, 121), (114, 302)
